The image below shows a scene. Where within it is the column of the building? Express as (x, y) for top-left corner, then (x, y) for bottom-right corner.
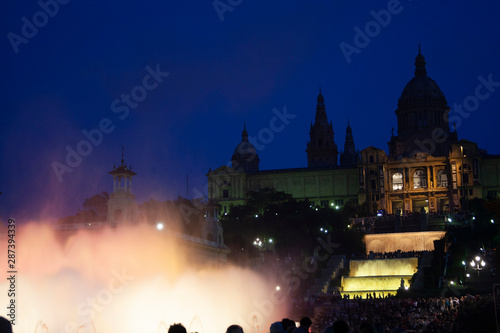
(427, 166), (435, 212)
(404, 167), (411, 213)
(232, 176), (236, 199)
(386, 167), (392, 214)
(379, 166), (385, 211)
(240, 176), (244, 199)
(426, 166), (431, 190)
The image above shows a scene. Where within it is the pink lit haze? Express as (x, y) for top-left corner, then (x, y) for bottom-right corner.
(0, 222), (288, 333)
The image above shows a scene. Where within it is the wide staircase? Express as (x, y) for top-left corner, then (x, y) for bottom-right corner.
(306, 255), (345, 296)
(411, 251), (434, 289)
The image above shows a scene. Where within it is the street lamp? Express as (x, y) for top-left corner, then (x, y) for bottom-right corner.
(470, 255), (486, 289)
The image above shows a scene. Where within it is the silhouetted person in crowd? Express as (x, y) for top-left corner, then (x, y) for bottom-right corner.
(271, 321), (287, 333)
(226, 324), (244, 333)
(331, 320), (349, 333)
(283, 318), (296, 332)
(271, 318), (295, 333)
(293, 317), (312, 333)
(0, 317), (12, 333)
(284, 319), (297, 332)
(168, 323), (187, 333)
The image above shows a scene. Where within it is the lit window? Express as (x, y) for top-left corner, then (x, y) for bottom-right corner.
(392, 172), (403, 190)
(436, 169), (448, 188)
(413, 170), (427, 189)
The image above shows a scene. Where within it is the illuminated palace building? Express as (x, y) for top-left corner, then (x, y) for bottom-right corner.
(208, 50), (500, 215)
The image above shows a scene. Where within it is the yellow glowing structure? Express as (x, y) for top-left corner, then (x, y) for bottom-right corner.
(341, 258), (418, 299)
(364, 231), (445, 254)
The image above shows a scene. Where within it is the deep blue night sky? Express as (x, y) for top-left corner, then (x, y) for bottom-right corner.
(1, 1), (500, 222)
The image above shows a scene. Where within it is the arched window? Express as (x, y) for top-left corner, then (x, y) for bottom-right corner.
(392, 172), (403, 191)
(436, 169), (448, 188)
(413, 170), (427, 189)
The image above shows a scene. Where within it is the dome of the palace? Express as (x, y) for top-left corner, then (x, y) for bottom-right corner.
(398, 49), (448, 109)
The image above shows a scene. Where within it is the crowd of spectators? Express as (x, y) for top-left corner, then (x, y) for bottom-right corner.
(155, 294), (490, 333)
(128, 294), (494, 332)
(312, 294), (493, 332)
(0, 294), (493, 332)
(363, 250), (431, 260)
(350, 210), (476, 234)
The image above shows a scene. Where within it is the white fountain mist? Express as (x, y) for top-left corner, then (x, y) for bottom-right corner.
(0, 222), (288, 333)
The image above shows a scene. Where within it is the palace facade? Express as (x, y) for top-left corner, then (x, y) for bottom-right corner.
(207, 50), (500, 215)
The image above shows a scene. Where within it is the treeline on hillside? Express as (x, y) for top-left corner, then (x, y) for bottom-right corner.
(221, 188), (366, 262)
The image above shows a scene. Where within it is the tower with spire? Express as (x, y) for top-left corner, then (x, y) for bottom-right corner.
(107, 148), (138, 226)
(306, 89), (338, 167)
(207, 47), (498, 217)
(340, 121), (359, 167)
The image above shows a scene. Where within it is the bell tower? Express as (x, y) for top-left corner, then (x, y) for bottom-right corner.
(107, 148), (138, 227)
(306, 89), (338, 167)
(340, 121), (359, 166)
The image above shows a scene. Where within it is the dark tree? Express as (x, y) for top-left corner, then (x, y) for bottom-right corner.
(82, 191), (109, 220)
(221, 188), (365, 262)
(58, 191), (109, 224)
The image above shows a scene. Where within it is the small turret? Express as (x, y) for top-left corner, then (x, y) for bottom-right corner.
(107, 148), (138, 226)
